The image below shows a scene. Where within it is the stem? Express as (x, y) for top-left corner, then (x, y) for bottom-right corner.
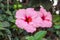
(8, 35), (11, 40)
(7, 0), (9, 11)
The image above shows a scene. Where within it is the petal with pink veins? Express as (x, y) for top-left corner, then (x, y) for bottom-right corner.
(15, 9), (26, 19)
(24, 25), (36, 33)
(15, 19), (28, 29)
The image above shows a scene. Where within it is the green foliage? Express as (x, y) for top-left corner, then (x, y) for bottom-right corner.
(54, 25), (60, 29)
(26, 36), (35, 40)
(26, 31), (47, 40)
(34, 31), (47, 40)
(0, 0), (60, 40)
(27, 0), (52, 10)
(0, 21), (10, 27)
(56, 31), (60, 37)
(0, 27), (6, 30)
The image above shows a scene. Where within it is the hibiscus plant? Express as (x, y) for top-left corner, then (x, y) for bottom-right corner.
(0, 0), (60, 40)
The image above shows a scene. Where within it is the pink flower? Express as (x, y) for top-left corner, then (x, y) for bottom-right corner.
(15, 8), (42, 33)
(38, 7), (52, 28)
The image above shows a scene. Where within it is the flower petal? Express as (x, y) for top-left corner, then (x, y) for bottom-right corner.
(15, 9), (26, 19)
(45, 12), (52, 21)
(15, 19), (28, 29)
(24, 25), (36, 33)
(40, 20), (52, 28)
(40, 7), (48, 15)
(29, 17), (42, 27)
(26, 8), (38, 18)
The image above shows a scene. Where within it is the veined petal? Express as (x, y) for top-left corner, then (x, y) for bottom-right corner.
(15, 9), (26, 19)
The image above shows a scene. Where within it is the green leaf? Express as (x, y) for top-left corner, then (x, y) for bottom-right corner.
(53, 15), (60, 25)
(5, 29), (11, 35)
(18, 29), (24, 34)
(56, 31), (60, 37)
(0, 21), (10, 27)
(0, 3), (5, 8)
(0, 0), (2, 2)
(13, 10), (16, 16)
(0, 32), (3, 36)
(54, 25), (60, 29)
(0, 27), (6, 30)
(6, 10), (12, 15)
(0, 15), (4, 21)
(14, 37), (19, 40)
(53, 15), (60, 23)
(34, 31), (47, 40)
(47, 28), (55, 32)
(0, 14), (6, 21)
(28, 0), (52, 10)
(26, 36), (35, 40)
(8, 16), (15, 23)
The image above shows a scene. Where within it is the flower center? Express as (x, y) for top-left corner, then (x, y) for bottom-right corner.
(25, 16), (32, 23)
(41, 15), (50, 21)
(41, 15), (45, 20)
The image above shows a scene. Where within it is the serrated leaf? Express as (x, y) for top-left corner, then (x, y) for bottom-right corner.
(34, 31), (47, 40)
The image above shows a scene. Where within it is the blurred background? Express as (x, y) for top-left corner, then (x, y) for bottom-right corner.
(0, 0), (60, 40)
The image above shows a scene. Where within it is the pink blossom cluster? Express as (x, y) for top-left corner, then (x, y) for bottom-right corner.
(15, 7), (52, 33)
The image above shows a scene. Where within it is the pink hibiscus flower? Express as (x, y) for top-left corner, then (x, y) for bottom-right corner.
(38, 7), (52, 28)
(15, 8), (42, 33)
